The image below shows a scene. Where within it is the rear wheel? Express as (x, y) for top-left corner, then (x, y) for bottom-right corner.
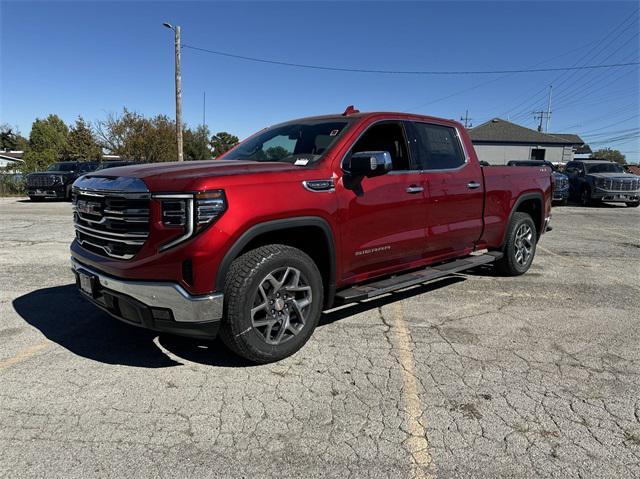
(220, 244), (323, 363)
(496, 212), (537, 276)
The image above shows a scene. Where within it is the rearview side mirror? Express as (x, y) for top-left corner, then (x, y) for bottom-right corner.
(343, 151), (393, 178)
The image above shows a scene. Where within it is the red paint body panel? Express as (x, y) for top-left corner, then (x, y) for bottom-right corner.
(70, 112), (552, 297)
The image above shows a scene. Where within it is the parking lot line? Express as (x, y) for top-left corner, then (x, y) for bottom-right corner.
(0, 341), (50, 371)
(391, 301), (435, 479)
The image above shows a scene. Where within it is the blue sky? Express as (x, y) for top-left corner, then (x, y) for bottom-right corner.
(1, 1), (639, 161)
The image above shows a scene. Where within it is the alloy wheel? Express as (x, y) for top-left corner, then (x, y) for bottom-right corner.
(250, 266), (313, 345)
(513, 223), (534, 266)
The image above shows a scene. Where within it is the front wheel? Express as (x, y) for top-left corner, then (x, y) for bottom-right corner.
(496, 212), (537, 276)
(220, 244), (323, 363)
(580, 187), (592, 207)
(626, 201), (639, 208)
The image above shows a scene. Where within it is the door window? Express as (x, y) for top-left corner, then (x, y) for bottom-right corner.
(407, 122), (465, 170)
(350, 122), (412, 171)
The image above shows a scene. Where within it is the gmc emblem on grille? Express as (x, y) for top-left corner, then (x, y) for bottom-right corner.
(76, 200), (101, 215)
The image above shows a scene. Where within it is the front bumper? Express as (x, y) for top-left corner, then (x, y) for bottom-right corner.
(71, 258), (224, 339)
(593, 189), (640, 203)
(27, 184), (65, 198)
(552, 188), (569, 201)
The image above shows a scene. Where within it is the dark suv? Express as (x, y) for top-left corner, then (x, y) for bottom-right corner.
(565, 160), (640, 207)
(26, 161), (98, 201)
(506, 160), (569, 205)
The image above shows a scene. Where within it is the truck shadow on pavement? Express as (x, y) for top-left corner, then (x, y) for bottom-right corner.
(13, 277), (466, 368)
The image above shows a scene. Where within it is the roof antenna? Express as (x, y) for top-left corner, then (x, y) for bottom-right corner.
(342, 105), (359, 116)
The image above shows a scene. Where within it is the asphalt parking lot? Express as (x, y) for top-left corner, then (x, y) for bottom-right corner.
(1, 197), (639, 479)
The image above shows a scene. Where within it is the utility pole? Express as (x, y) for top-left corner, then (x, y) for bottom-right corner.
(163, 22), (183, 161)
(533, 86), (553, 132)
(460, 109), (473, 128)
(545, 85), (553, 133)
(203, 91), (206, 127)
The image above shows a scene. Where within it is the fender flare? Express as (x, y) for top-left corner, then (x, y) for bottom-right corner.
(215, 216), (337, 303)
(501, 192), (545, 247)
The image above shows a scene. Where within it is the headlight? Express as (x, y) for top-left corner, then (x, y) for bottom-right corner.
(51, 175), (62, 184)
(154, 190), (227, 251)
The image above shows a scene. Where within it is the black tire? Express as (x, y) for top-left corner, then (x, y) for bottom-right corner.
(496, 212), (537, 276)
(560, 198), (568, 206)
(29, 196), (44, 202)
(626, 201), (640, 208)
(64, 185), (72, 201)
(220, 244), (324, 363)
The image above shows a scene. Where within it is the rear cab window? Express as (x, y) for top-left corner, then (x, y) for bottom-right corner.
(406, 122), (466, 170)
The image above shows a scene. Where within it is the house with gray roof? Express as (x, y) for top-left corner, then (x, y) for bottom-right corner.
(468, 118), (590, 165)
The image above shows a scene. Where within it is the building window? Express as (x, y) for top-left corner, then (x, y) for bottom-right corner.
(530, 148), (545, 161)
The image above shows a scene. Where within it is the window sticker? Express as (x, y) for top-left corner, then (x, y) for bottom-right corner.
(294, 158), (310, 166)
(329, 129), (339, 136)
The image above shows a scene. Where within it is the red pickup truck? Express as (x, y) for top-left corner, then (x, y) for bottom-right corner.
(71, 109), (552, 362)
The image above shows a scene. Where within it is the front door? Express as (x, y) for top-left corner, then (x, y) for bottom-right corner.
(338, 121), (428, 280)
(406, 121), (484, 259)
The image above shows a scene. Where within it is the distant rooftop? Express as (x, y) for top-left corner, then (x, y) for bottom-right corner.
(469, 118), (587, 148)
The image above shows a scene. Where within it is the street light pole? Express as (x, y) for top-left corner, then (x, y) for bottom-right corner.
(164, 22), (183, 161)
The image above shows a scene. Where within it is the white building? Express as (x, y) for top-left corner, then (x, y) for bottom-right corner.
(468, 119), (590, 165)
(0, 151), (24, 171)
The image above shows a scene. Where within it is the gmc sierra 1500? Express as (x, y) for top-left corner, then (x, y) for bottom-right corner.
(70, 109), (552, 363)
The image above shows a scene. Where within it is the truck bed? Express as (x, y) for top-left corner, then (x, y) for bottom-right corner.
(479, 165), (553, 248)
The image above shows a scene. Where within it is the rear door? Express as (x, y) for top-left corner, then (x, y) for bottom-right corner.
(338, 121), (428, 279)
(406, 121), (484, 258)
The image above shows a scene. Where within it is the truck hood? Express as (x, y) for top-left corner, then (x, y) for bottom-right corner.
(28, 171), (74, 176)
(97, 160), (299, 181)
(82, 160), (305, 191)
(588, 172), (639, 179)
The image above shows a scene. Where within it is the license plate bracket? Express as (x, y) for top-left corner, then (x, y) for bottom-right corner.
(78, 271), (98, 298)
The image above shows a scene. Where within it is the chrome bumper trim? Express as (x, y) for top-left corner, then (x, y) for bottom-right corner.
(70, 258), (223, 323)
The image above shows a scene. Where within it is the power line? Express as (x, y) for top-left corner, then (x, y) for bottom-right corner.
(181, 44), (638, 76)
(493, 8), (639, 121)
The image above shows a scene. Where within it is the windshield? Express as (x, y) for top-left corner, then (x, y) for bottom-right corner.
(221, 120), (353, 165)
(47, 163), (76, 172)
(585, 163), (624, 174)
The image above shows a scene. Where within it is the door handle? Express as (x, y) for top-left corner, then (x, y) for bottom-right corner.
(406, 185), (424, 194)
(467, 181), (481, 190)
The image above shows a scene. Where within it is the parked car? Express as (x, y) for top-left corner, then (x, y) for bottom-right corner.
(565, 159), (640, 207)
(506, 160), (569, 205)
(70, 109), (552, 363)
(94, 161), (139, 171)
(26, 161), (98, 201)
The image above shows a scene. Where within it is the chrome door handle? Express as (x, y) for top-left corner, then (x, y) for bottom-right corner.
(467, 181), (481, 189)
(406, 185), (424, 194)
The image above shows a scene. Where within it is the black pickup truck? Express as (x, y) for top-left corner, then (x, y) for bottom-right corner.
(26, 161), (98, 201)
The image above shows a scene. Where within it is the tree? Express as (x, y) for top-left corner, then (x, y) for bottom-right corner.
(590, 148), (626, 165)
(210, 132), (239, 157)
(0, 124), (28, 151)
(21, 115), (69, 172)
(184, 125), (212, 161)
(66, 116), (102, 161)
(96, 108), (177, 162)
(265, 146), (289, 161)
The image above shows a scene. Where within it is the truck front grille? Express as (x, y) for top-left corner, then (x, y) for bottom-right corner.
(599, 178), (640, 192)
(73, 189), (150, 260)
(28, 175), (56, 187)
